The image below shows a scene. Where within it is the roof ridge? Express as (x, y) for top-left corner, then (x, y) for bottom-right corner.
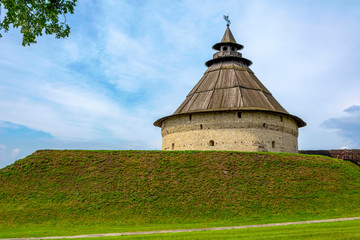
(205, 62), (223, 109)
(233, 63), (245, 108)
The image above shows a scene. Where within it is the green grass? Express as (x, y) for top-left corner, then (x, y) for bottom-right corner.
(0, 150), (360, 238)
(67, 219), (360, 240)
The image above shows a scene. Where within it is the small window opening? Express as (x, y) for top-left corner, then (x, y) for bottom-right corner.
(231, 47), (236, 51)
(280, 116), (283, 122)
(237, 112), (242, 118)
(189, 114), (192, 121)
(200, 124), (203, 130)
(263, 123), (266, 128)
(208, 140), (215, 146)
(223, 46), (228, 51)
(171, 143), (175, 150)
(272, 141), (276, 148)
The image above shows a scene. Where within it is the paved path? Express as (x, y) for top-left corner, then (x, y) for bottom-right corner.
(3, 217), (360, 240)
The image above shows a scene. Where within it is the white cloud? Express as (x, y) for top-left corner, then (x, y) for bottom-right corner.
(0, 80), (151, 142)
(0, 144), (6, 151)
(11, 148), (21, 159)
(0, 1), (360, 162)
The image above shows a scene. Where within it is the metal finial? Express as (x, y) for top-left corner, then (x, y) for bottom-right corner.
(223, 15), (231, 27)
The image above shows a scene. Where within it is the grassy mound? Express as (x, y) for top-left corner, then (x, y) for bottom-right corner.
(1, 150), (360, 235)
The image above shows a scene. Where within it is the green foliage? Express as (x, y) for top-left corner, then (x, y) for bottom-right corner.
(0, 150), (359, 238)
(0, 0), (77, 46)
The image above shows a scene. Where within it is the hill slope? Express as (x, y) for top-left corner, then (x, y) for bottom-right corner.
(1, 150), (360, 229)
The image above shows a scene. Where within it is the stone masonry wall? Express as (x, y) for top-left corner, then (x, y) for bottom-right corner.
(161, 111), (299, 153)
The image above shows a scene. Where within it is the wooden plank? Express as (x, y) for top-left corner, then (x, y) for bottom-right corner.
(188, 91), (214, 111)
(241, 89), (273, 109)
(208, 89), (225, 109)
(215, 69), (237, 88)
(235, 70), (261, 90)
(196, 70), (220, 92)
(208, 88), (241, 109)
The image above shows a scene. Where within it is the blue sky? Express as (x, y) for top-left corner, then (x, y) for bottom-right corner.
(1, 0), (360, 168)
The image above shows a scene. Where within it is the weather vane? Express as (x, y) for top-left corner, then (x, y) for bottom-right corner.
(223, 15), (231, 26)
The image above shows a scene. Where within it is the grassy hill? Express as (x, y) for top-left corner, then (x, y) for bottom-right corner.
(1, 150), (360, 237)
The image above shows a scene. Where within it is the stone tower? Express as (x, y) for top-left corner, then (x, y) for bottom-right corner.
(154, 24), (306, 153)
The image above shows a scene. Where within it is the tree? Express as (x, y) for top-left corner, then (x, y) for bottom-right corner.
(0, 0), (77, 46)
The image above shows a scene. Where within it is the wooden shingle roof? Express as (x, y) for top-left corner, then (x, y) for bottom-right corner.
(173, 62), (286, 113)
(154, 27), (306, 128)
(213, 26), (243, 50)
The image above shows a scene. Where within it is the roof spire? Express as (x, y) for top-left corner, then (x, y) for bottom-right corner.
(221, 26), (237, 44)
(223, 15), (231, 27)
(211, 17), (244, 52)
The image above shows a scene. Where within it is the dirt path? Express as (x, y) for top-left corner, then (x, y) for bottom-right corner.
(3, 217), (360, 240)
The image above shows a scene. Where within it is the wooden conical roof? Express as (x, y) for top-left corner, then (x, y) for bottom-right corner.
(222, 27), (237, 43)
(154, 27), (306, 128)
(213, 26), (243, 50)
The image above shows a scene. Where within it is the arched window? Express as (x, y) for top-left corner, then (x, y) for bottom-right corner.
(223, 46), (228, 51)
(272, 141), (276, 148)
(171, 143), (175, 150)
(208, 140), (215, 146)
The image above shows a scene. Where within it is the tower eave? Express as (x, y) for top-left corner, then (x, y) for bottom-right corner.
(212, 42), (243, 51)
(205, 56), (252, 67)
(154, 109), (306, 128)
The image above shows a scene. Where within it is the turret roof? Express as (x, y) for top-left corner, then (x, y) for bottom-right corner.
(154, 26), (306, 128)
(221, 26), (237, 43)
(213, 26), (244, 50)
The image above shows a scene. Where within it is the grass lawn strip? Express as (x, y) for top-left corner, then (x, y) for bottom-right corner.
(72, 219), (360, 240)
(1, 217), (359, 240)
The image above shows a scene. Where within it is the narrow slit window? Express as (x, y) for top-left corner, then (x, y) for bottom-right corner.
(171, 143), (175, 150)
(272, 141), (276, 148)
(237, 112), (242, 118)
(200, 124), (203, 130)
(189, 114), (192, 121)
(280, 116), (283, 122)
